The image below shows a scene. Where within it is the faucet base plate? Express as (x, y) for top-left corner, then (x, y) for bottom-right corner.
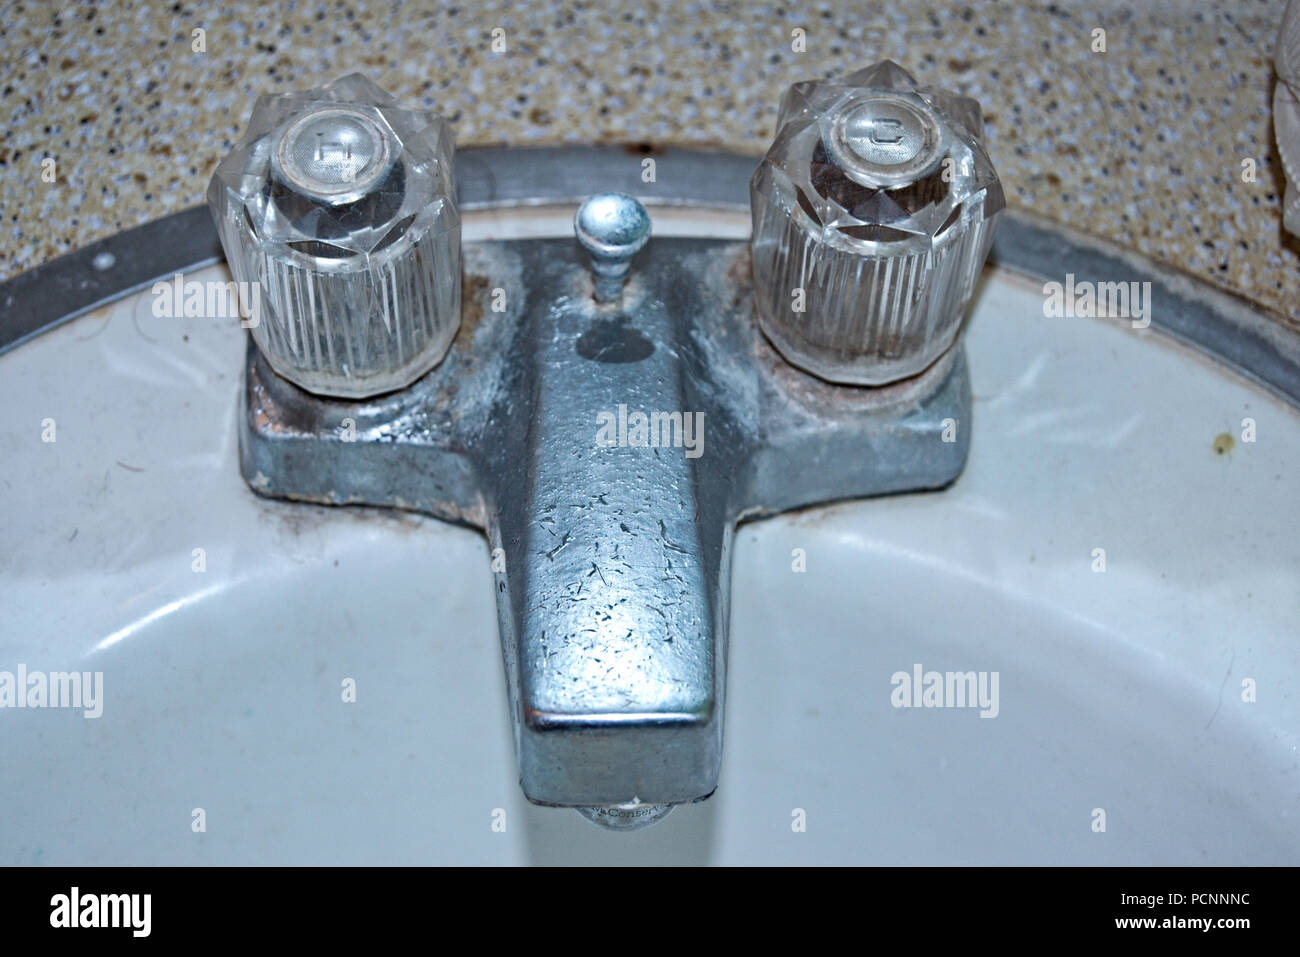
(239, 237), (972, 811)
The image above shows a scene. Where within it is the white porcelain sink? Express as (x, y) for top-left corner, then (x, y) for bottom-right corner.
(1, 207), (1297, 864)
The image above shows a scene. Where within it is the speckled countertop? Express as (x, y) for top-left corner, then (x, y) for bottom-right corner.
(2, 0), (1298, 332)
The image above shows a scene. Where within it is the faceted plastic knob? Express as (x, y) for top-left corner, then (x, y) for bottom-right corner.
(207, 73), (460, 399)
(750, 61), (1004, 386)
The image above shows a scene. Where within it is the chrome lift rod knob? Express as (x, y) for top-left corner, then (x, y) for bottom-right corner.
(574, 192), (652, 303)
(750, 60), (1004, 386)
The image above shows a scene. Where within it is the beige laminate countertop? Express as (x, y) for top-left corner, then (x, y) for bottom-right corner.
(2, 0), (1296, 333)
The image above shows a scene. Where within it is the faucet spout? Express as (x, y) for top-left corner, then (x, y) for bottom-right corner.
(482, 238), (728, 809)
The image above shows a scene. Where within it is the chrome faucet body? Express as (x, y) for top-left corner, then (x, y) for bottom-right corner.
(239, 216), (971, 820)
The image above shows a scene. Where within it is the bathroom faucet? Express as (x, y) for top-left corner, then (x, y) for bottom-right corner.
(209, 63), (1001, 829)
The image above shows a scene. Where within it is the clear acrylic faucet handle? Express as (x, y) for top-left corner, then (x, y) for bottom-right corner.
(750, 60), (1004, 386)
(207, 74), (461, 399)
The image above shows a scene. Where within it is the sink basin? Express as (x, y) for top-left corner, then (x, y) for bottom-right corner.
(2, 202), (1297, 865)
